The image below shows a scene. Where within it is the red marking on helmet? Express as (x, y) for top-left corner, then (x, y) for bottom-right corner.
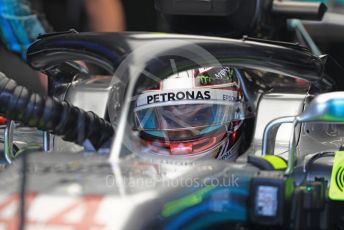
(231, 131), (238, 142)
(170, 143), (193, 155)
(192, 136), (219, 153)
(143, 130), (227, 156)
(295, 78), (307, 87)
(0, 116), (8, 125)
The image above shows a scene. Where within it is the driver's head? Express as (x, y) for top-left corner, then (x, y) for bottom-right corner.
(133, 66), (251, 160)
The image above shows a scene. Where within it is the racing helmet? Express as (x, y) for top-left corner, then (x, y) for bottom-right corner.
(133, 66), (251, 160)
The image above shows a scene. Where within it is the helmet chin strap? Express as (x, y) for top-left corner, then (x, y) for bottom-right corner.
(225, 121), (239, 134)
(216, 133), (242, 160)
(215, 121), (243, 160)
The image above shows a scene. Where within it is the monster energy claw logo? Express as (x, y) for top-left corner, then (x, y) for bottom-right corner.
(197, 75), (211, 84)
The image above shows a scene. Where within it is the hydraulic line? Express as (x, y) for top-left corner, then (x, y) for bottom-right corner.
(0, 72), (114, 149)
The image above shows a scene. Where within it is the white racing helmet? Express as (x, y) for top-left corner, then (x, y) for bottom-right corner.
(133, 66), (250, 160)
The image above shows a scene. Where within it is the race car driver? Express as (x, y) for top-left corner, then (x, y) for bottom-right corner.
(133, 66), (253, 160)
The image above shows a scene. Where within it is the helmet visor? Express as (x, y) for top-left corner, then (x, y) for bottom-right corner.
(134, 90), (245, 142)
(135, 103), (242, 131)
(134, 87), (245, 141)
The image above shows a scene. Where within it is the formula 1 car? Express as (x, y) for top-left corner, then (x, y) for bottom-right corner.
(0, 0), (344, 229)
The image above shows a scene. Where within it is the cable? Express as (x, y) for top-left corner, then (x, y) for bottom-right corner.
(0, 72), (114, 149)
(303, 151), (335, 174)
(299, 151), (335, 184)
